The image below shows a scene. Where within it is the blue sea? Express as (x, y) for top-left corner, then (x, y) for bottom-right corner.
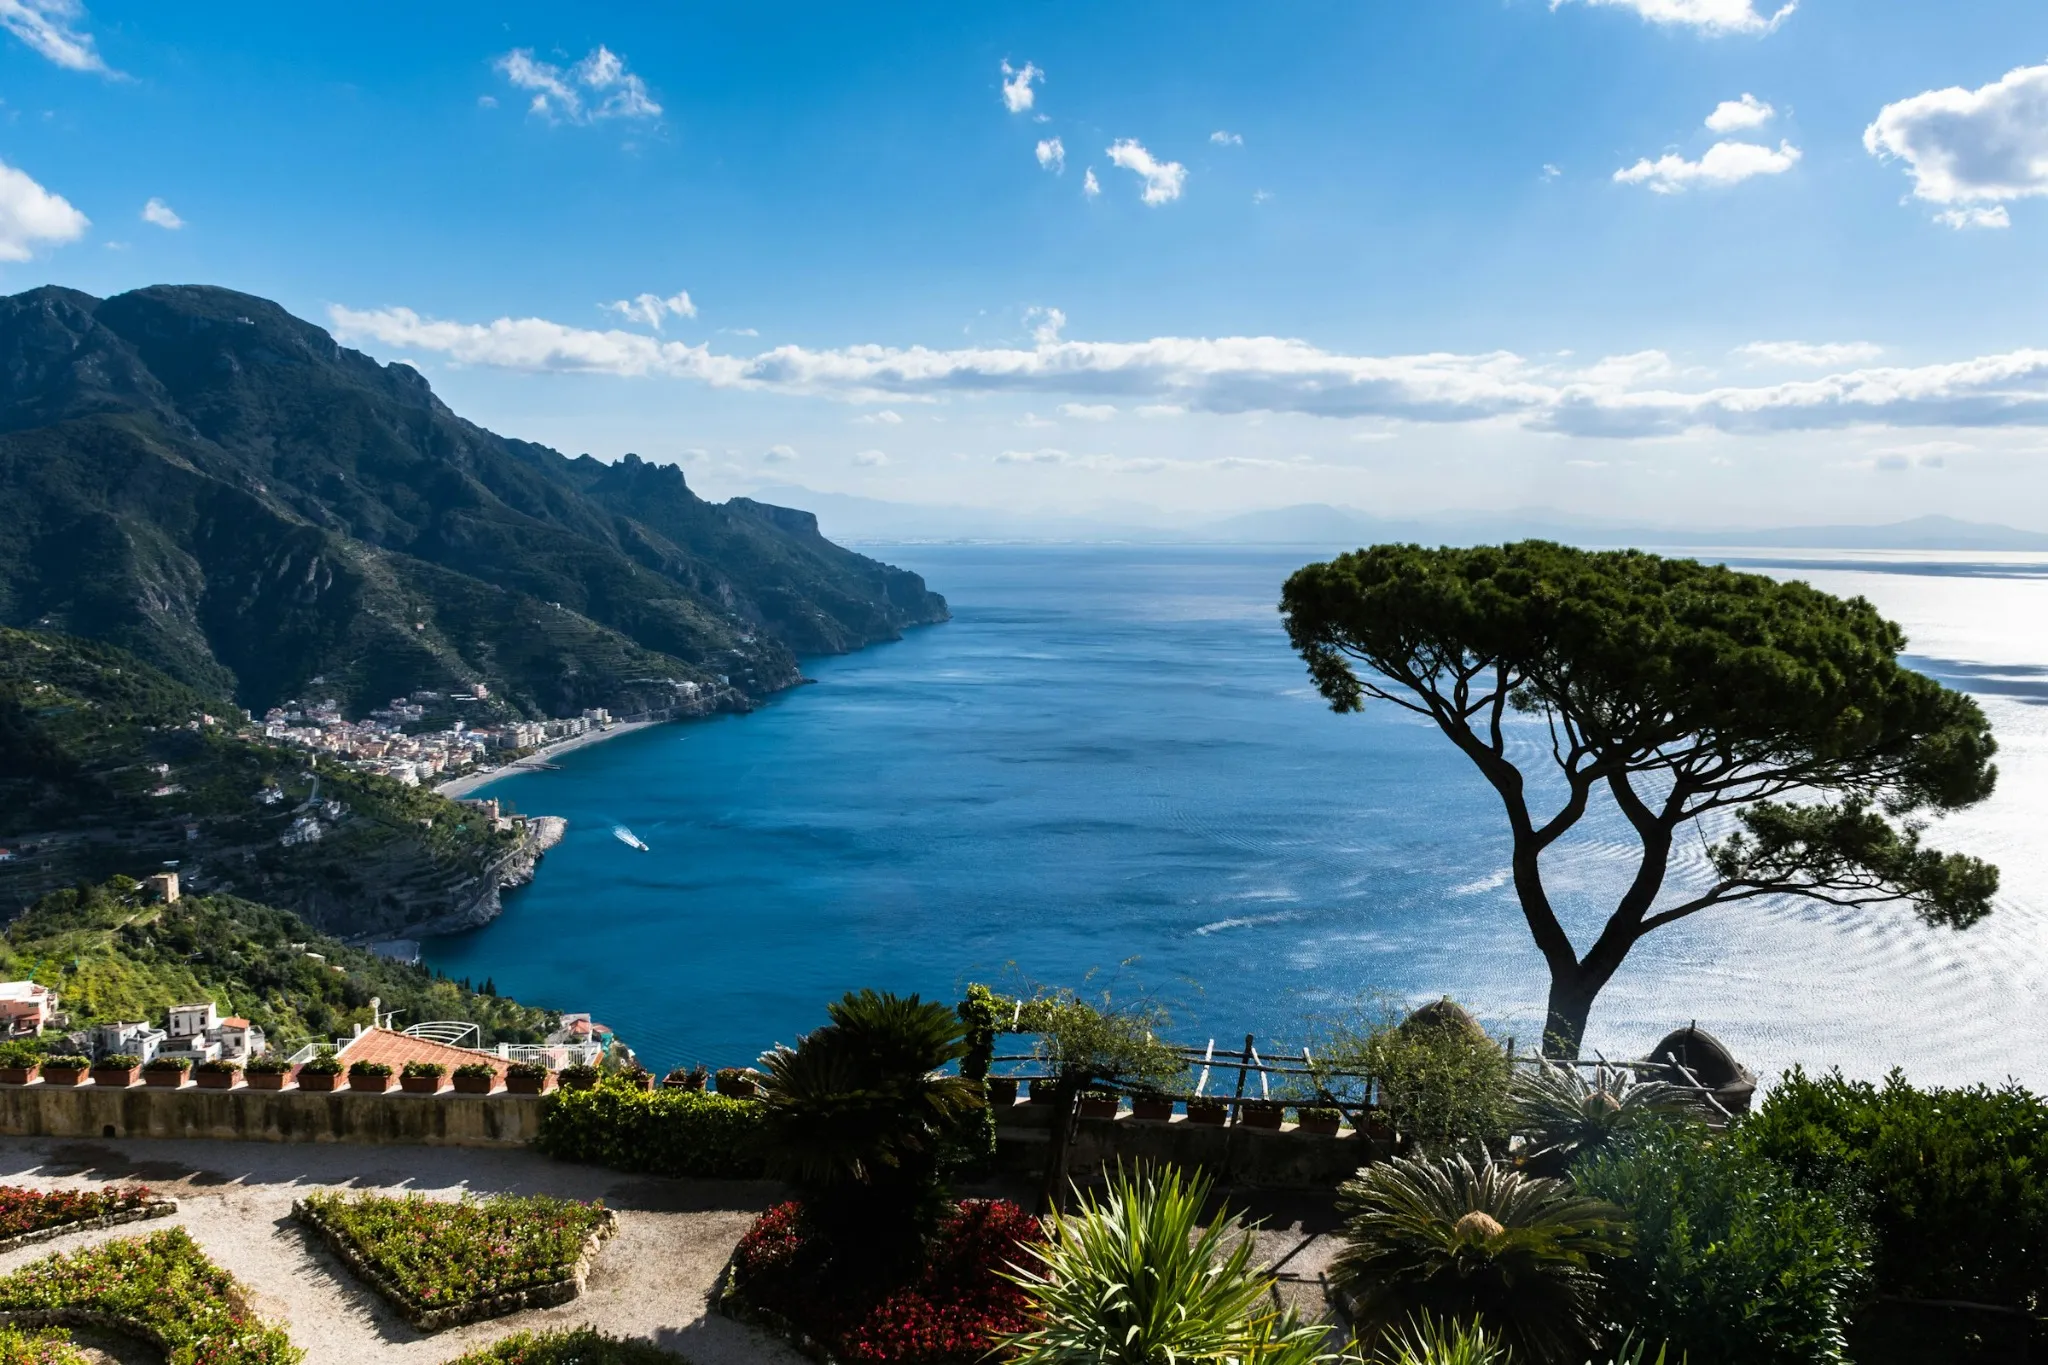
(424, 545), (2048, 1087)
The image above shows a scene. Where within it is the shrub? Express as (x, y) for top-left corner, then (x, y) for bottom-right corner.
(0, 1043), (40, 1069)
(454, 1062), (496, 1079)
(401, 1061), (447, 1079)
(1575, 1124), (1868, 1365)
(195, 1058), (242, 1075)
(1315, 1001), (1514, 1153)
(1511, 1058), (1696, 1171)
(535, 1084), (765, 1178)
(298, 1052), (343, 1075)
(1329, 1152), (1628, 1364)
(0, 1227), (299, 1363)
(1002, 1166), (1325, 1365)
(730, 1197), (1043, 1364)
(0, 1325), (90, 1365)
(96, 1053), (141, 1069)
(505, 1060), (548, 1081)
(0, 1185), (155, 1239)
(663, 1065), (708, 1090)
(143, 1055), (192, 1072)
(440, 1327), (676, 1364)
(1738, 1067), (2048, 1314)
(1014, 989), (1187, 1092)
(1371, 1312), (1510, 1365)
(559, 1063), (600, 1089)
(40, 1056), (88, 1071)
(347, 1060), (393, 1079)
(297, 1191), (608, 1313)
(244, 1055), (292, 1074)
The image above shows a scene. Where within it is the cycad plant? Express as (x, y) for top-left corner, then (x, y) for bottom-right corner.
(1369, 1312), (1509, 1365)
(1329, 1154), (1630, 1365)
(1511, 1060), (1694, 1173)
(755, 989), (983, 1241)
(1001, 1165), (1329, 1364)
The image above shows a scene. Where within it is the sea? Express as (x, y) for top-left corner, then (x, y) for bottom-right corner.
(423, 545), (2048, 1088)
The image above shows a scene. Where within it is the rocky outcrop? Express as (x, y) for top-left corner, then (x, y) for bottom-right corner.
(381, 816), (566, 941)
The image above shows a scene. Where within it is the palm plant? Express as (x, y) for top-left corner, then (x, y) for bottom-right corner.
(1369, 1313), (1508, 1365)
(1511, 1059), (1695, 1172)
(1329, 1154), (1630, 1365)
(1002, 1165), (1329, 1364)
(755, 989), (983, 1231)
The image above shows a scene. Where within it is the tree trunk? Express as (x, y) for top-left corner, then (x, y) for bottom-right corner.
(1542, 970), (1601, 1060)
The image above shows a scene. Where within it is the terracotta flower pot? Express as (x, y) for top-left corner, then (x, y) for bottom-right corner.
(297, 1071), (341, 1092)
(246, 1070), (290, 1091)
(1297, 1112), (1342, 1136)
(143, 1069), (188, 1088)
(40, 1067), (85, 1087)
(1078, 1094), (1120, 1120)
(0, 1065), (34, 1085)
(1240, 1102), (1284, 1130)
(399, 1074), (443, 1095)
(452, 1073), (494, 1095)
(505, 1073), (548, 1095)
(1027, 1080), (1060, 1105)
(91, 1066), (139, 1088)
(1186, 1100), (1227, 1126)
(1131, 1095), (1175, 1122)
(985, 1077), (1019, 1107)
(350, 1073), (392, 1093)
(194, 1070), (238, 1090)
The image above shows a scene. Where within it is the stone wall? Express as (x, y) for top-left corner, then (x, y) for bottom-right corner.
(0, 1083), (542, 1147)
(994, 1100), (1382, 1190)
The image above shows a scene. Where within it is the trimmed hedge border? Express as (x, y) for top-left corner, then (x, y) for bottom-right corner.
(0, 1199), (176, 1256)
(292, 1198), (618, 1332)
(533, 1083), (766, 1178)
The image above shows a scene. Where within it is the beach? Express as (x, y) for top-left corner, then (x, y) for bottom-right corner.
(434, 719), (667, 799)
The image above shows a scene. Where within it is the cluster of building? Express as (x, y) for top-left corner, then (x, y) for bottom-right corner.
(90, 1002), (267, 1066)
(258, 689), (617, 788)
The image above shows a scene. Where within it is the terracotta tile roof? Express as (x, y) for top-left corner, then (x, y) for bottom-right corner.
(335, 1028), (506, 1079)
(221, 1017), (251, 1028)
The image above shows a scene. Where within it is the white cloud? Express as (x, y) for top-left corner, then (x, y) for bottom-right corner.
(602, 291), (696, 329)
(0, 158), (86, 261)
(1735, 340), (1884, 367)
(1035, 137), (1065, 173)
(853, 409), (903, 425)
(1016, 412), (1058, 429)
(763, 444), (798, 464)
(1106, 139), (1187, 205)
(1866, 64), (2048, 211)
(1058, 403), (1117, 421)
(140, 197), (182, 230)
(1000, 60), (1042, 114)
(1137, 404), (1187, 419)
(1935, 205), (2012, 230)
(852, 449), (890, 467)
(1614, 139), (1800, 192)
(1210, 130), (1243, 146)
(0, 0), (112, 74)
(1025, 306), (1066, 345)
(495, 45), (660, 123)
(1549, 0), (1795, 35)
(1541, 164), (1562, 182)
(333, 301), (2048, 437)
(995, 448), (1070, 465)
(723, 326), (760, 337)
(1705, 93), (1774, 132)
(1082, 169), (1101, 199)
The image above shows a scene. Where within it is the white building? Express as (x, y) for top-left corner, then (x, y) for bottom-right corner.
(93, 1021), (166, 1064)
(159, 1002), (266, 1062)
(0, 981), (57, 1036)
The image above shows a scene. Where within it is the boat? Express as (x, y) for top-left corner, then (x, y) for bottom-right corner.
(612, 825), (649, 851)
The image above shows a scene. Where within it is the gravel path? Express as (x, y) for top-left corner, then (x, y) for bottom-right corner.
(0, 1137), (809, 1365)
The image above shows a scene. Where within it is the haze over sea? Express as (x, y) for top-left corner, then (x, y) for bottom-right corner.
(426, 545), (2048, 1086)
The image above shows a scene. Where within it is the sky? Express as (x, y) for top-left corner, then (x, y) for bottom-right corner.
(8, 0), (2048, 529)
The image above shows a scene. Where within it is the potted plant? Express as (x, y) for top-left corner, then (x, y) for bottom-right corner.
(985, 1075), (1020, 1107)
(1077, 1087), (1120, 1120)
(713, 1067), (756, 1098)
(621, 1066), (655, 1092)
(1297, 1104), (1344, 1136)
(1027, 1076), (1060, 1105)
(1129, 1087), (1176, 1122)
(1186, 1095), (1228, 1126)
(1241, 1097), (1285, 1130)
(0, 1041), (39, 1085)
(40, 1055), (89, 1087)
(142, 1055), (192, 1088)
(662, 1065), (708, 1091)
(504, 1060), (549, 1095)
(297, 1053), (344, 1092)
(399, 1061), (446, 1094)
(559, 1063), (600, 1092)
(93, 1054), (142, 1087)
(244, 1055), (293, 1090)
(452, 1061), (496, 1094)
(348, 1060), (394, 1093)
(194, 1058), (241, 1090)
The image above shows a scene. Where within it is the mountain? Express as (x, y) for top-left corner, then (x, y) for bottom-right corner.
(0, 284), (948, 720)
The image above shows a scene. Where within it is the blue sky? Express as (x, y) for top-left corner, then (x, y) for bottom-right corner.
(9, 0), (2048, 528)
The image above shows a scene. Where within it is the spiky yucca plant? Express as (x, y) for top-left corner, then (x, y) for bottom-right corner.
(1511, 1060), (1695, 1171)
(1330, 1154), (1630, 1365)
(1001, 1165), (1329, 1364)
(1370, 1312), (1508, 1365)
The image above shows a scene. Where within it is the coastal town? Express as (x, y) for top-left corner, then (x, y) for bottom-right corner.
(259, 688), (636, 789)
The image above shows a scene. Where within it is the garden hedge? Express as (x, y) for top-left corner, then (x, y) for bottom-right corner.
(533, 1082), (766, 1178)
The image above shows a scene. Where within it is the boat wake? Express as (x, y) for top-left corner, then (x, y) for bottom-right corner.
(613, 825), (649, 851)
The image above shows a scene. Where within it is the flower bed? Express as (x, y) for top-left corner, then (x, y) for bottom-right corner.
(723, 1199), (1043, 1365)
(0, 1325), (90, 1364)
(534, 1083), (764, 1178)
(0, 1186), (174, 1253)
(0, 1227), (300, 1363)
(294, 1191), (616, 1331)
(439, 1327), (679, 1363)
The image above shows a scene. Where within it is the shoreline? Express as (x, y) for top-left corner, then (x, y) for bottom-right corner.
(433, 720), (666, 798)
